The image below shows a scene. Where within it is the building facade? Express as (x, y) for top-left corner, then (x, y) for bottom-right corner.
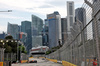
(32, 36), (42, 47)
(61, 18), (67, 45)
(31, 15), (43, 36)
(47, 11), (62, 48)
(21, 21), (32, 53)
(0, 32), (6, 39)
(42, 19), (49, 46)
(7, 22), (19, 39)
(67, 1), (75, 34)
(75, 8), (87, 40)
(31, 15), (43, 47)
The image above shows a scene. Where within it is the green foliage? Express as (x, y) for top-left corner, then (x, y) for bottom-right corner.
(4, 41), (17, 53)
(45, 45), (62, 55)
(24, 51), (27, 54)
(0, 42), (3, 48)
(0, 35), (17, 53)
(0, 35), (27, 54)
(22, 46), (25, 52)
(18, 45), (27, 54)
(5, 35), (13, 39)
(45, 50), (51, 55)
(5, 45), (12, 53)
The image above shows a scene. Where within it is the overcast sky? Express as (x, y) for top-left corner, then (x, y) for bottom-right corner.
(0, 0), (84, 33)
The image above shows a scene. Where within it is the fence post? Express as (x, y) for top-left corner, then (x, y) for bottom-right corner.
(7, 53), (8, 61)
(11, 53), (12, 62)
(0, 50), (2, 61)
(94, 16), (100, 66)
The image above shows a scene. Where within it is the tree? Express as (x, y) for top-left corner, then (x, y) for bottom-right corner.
(3, 35), (17, 53)
(5, 45), (12, 53)
(5, 35), (13, 39)
(18, 45), (27, 54)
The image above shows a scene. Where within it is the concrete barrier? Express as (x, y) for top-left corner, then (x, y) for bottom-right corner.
(62, 61), (77, 66)
(46, 58), (57, 63)
(0, 61), (11, 66)
(46, 58), (77, 66)
(21, 60), (28, 63)
(29, 57), (33, 58)
(0, 62), (3, 66)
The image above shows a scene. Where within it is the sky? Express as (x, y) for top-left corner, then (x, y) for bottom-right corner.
(0, 0), (84, 33)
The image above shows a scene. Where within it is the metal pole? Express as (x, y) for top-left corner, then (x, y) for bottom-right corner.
(94, 17), (100, 66)
(20, 44), (22, 62)
(17, 41), (19, 62)
(0, 10), (12, 12)
(82, 23), (86, 66)
(0, 49), (1, 61)
(7, 54), (8, 61)
(11, 53), (12, 61)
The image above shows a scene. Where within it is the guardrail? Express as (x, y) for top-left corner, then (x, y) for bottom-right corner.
(62, 61), (77, 66)
(0, 61), (11, 66)
(46, 58), (77, 66)
(46, 58), (57, 63)
(21, 60), (28, 63)
(29, 57), (33, 58)
(0, 62), (3, 66)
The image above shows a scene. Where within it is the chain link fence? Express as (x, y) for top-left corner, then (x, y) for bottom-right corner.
(0, 48), (5, 62)
(4, 53), (16, 62)
(47, 1), (100, 66)
(21, 53), (28, 61)
(47, 17), (99, 66)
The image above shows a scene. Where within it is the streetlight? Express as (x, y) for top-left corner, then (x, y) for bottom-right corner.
(8, 10), (12, 12)
(0, 40), (3, 42)
(0, 10), (12, 12)
(6, 40), (8, 42)
(11, 40), (13, 42)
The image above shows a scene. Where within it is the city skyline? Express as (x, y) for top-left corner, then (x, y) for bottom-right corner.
(0, 0), (84, 33)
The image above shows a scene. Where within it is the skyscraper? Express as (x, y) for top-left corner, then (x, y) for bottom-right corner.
(47, 11), (62, 48)
(21, 21), (32, 53)
(7, 22), (19, 39)
(31, 15), (43, 36)
(0, 32), (6, 39)
(75, 8), (87, 40)
(61, 18), (67, 44)
(67, 1), (75, 34)
(75, 8), (86, 27)
(42, 19), (49, 46)
(31, 15), (43, 47)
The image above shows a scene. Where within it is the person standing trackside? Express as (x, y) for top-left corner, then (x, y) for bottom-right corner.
(93, 57), (97, 66)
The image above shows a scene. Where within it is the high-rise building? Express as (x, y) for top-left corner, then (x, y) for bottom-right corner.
(67, 1), (75, 34)
(7, 22), (19, 39)
(31, 15), (43, 36)
(45, 19), (49, 26)
(21, 21), (32, 53)
(47, 11), (62, 48)
(75, 8), (86, 27)
(42, 19), (49, 46)
(75, 8), (87, 40)
(18, 25), (21, 32)
(31, 15), (43, 47)
(0, 32), (6, 39)
(61, 18), (67, 44)
(72, 20), (82, 43)
(32, 36), (42, 47)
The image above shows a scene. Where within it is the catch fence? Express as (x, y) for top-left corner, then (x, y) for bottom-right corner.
(47, 0), (100, 66)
